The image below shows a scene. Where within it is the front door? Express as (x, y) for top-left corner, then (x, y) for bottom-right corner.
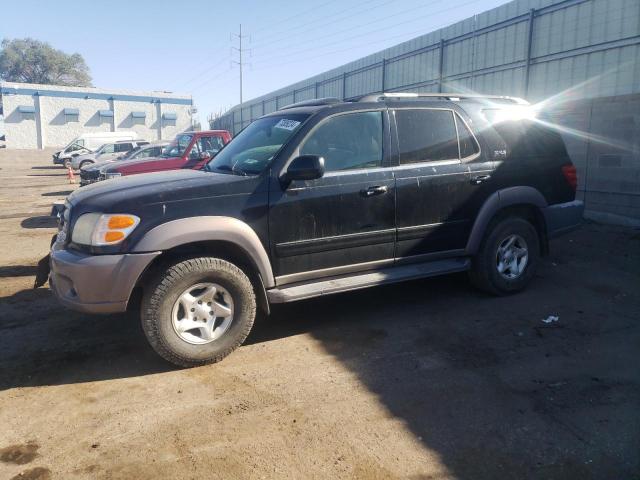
(269, 110), (396, 284)
(393, 107), (486, 258)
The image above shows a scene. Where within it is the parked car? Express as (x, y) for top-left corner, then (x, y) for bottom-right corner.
(71, 140), (149, 170)
(96, 130), (230, 180)
(53, 131), (139, 167)
(116, 140), (170, 161)
(80, 141), (170, 186)
(48, 93), (583, 367)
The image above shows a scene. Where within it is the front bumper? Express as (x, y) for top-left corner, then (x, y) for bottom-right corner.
(50, 248), (160, 314)
(79, 176), (101, 186)
(543, 200), (585, 238)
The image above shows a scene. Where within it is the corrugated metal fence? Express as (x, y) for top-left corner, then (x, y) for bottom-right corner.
(213, 0), (640, 133)
(212, 0), (640, 223)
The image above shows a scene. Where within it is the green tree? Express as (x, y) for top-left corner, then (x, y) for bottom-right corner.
(0, 38), (92, 87)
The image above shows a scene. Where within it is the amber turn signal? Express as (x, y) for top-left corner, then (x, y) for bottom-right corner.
(104, 231), (125, 243)
(108, 215), (136, 229)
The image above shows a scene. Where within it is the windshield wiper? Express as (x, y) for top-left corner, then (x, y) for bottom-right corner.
(231, 164), (249, 176)
(208, 164), (237, 175)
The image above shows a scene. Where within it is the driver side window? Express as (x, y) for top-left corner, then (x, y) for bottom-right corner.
(188, 140), (201, 160)
(300, 111), (383, 172)
(102, 144), (116, 154)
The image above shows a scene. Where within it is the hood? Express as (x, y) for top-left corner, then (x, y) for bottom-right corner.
(101, 155), (176, 172)
(68, 168), (258, 213)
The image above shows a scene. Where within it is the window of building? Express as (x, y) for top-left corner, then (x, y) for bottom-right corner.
(300, 111), (383, 172)
(63, 108), (79, 123)
(131, 111), (146, 125)
(395, 109), (459, 164)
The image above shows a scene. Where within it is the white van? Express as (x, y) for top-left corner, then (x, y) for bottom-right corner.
(53, 131), (138, 167)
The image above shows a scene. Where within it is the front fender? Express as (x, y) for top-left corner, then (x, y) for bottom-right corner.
(132, 216), (275, 288)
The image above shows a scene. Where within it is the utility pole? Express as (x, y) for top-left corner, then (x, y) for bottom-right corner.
(231, 24), (249, 128)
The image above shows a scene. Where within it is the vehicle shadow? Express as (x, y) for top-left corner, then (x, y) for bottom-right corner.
(26, 173), (68, 177)
(31, 166), (62, 170)
(41, 190), (73, 197)
(21, 216), (58, 228)
(0, 265), (38, 278)
(0, 288), (173, 390)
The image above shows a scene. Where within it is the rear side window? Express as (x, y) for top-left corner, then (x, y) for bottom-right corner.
(395, 109), (459, 164)
(455, 114), (480, 159)
(116, 143), (133, 152)
(300, 111), (383, 172)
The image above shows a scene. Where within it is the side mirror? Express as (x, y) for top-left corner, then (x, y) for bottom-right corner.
(72, 153), (80, 157)
(200, 151), (212, 160)
(283, 155), (325, 182)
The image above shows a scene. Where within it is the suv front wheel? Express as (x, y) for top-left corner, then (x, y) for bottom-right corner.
(141, 257), (256, 367)
(469, 216), (540, 295)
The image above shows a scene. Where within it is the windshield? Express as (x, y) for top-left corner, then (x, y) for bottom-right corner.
(206, 114), (308, 175)
(124, 146), (142, 158)
(64, 138), (87, 153)
(161, 134), (193, 158)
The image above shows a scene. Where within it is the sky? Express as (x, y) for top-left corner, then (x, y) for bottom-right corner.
(1, 0), (509, 123)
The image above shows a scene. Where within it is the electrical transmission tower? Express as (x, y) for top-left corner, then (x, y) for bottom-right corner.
(231, 24), (250, 126)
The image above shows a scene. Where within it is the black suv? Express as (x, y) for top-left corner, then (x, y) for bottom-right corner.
(49, 93), (583, 367)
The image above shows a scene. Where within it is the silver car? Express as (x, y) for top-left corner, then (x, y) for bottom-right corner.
(71, 140), (149, 170)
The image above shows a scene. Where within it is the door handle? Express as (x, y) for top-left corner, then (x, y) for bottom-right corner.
(470, 174), (491, 185)
(360, 185), (388, 197)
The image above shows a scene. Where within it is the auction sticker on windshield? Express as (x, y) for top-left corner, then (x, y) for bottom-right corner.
(274, 119), (301, 131)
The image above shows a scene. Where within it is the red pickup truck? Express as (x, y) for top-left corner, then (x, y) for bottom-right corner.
(97, 130), (231, 181)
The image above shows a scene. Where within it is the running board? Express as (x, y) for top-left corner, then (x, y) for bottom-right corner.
(267, 257), (471, 303)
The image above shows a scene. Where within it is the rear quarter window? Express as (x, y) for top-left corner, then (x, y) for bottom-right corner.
(481, 110), (567, 158)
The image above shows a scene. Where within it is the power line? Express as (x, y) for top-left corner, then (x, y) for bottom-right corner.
(173, 55), (231, 91)
(250, 1), (483, 75)
(231, 24), (250, 120)
(252, 0), (482, 66)
(251, 0), (439, 56)
(189, 67), (234, 93)
(252, 0), (340, 35)
(251, 0), (384, 46)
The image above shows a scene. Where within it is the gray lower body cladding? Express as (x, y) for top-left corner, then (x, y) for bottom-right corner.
(50, 249), (160, 314)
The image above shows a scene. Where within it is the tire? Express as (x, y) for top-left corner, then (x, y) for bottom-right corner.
(468, 216), (540, 295)
(141, 257), (256, 368)
(79, 160), (93, 169)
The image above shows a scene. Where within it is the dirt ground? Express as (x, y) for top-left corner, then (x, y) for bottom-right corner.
(0, 149), (639, 480)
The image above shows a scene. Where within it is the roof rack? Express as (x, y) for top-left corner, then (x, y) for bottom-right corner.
(279, 97), (343, 110)
(358, 92), (529, 105)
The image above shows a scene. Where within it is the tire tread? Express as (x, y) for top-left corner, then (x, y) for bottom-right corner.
(141, 257), (256, 368)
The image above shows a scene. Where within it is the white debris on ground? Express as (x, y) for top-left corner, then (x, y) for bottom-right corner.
(542, 315), (560, 324)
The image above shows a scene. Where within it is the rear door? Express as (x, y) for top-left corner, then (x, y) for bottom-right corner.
(268, 110), (396, 284)
(392, 107), (486, 258)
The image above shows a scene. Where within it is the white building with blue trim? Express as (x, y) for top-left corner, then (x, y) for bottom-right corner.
(0, 81), (194, 149)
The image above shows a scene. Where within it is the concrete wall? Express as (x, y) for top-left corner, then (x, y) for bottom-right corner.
(0, 82), (193, 149)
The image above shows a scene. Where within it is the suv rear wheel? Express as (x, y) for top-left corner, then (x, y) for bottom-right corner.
(469, 216), (540, 295)
(141, 257), (256, 367)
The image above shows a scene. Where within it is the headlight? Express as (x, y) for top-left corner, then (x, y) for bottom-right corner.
(71, 213), (140, 246)
(105, 172), (122, 179)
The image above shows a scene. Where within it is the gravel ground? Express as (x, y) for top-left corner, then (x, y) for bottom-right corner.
(1, 149), (639, 480)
